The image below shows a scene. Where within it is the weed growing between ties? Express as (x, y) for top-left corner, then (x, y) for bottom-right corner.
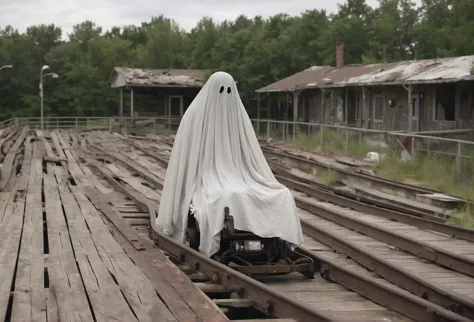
(377, 152), (474, 228)
(284, 128), (388, 159)
(273, 129), (474, 228)
(322, 170), (340, 185)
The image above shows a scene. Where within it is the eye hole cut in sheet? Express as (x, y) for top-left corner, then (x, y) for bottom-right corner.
(155, 71), (304, 257)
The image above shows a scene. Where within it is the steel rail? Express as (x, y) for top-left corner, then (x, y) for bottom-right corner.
(261, 146), (473, 207)
(295, 193), (474, 278)
(270, 162), (446, 222)
(299, 218), (474, 320)
(127, 140), (474, 245)
(275, 175), (474, 243)
(91, 137), (474, 322)
(153, 231), (336, 321)
(296, 247), (471, 322)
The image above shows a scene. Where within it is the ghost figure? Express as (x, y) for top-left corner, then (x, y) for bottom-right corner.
(155, 71), (304, 257)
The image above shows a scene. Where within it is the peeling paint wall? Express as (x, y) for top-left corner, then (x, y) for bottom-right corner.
(299, 81), (474, 132)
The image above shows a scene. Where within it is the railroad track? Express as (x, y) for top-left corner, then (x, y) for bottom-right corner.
(155, 135), (469, 221)
(259, 143), (473, 219)
(69, 129), (474, 322)
(127, 133), (474, 318)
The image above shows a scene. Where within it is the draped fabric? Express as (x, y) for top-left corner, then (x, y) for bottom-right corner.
(155, 72), (304, 257)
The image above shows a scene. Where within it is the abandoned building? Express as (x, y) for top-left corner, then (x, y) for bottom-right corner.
(109, 67), (205, 121)
(256, 46), (474, 133)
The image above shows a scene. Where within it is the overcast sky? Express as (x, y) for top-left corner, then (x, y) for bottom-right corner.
(2, 0), (420, 38)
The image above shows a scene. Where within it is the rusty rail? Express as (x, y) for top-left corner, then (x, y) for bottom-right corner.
(270, 162), (446, 222)
(296, 247), (471, 322)
(275, 175), (474, 243)
(294, 194), (474, 278)
(83, 135), (474, 322)
(261, 146), (474, 209)
(153, 231), (336, 322)
(299, 219), (474, 320)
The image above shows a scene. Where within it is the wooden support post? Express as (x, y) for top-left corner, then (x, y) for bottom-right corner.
(320, 89), (325, 123)
(407, 85), (413, 132)
(257, 92), (261, 136)
(292, 90), (299, 141)
(285, 93), (289, 139)
(362, 87), (366, 128)
(320, 89), (326, 148)
(320, 124), (324, 149)
(456, 141), (461, 175)
(345, 128), (349, 153)
(130, 88), (134, 124)
(120, 88), (123, 116)
(345, 88), (349, 125)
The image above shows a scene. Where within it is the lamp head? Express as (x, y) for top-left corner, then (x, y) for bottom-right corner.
(41, 65), (50, 71)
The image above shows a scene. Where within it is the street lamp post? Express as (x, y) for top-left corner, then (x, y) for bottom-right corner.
(0, 65), (13, 71)
(39, 65), (59, 130)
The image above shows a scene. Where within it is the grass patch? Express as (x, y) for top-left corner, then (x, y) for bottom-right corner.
(448, 208), (474, 228)
(281, 130), (474, 228)
(377, 152), (474, 228)
(285, 128), (388, 159)
(377, 153), (474, 200)
(322, 170), (341, 185)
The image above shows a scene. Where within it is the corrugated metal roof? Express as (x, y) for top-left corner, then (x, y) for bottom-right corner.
(257, 55), (474, 93)
(111, 67), (205, 88)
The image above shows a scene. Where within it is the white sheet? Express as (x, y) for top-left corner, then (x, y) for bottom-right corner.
(154, 71), (304, 257)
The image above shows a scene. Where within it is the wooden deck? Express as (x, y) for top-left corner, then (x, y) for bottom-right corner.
(0, 129), (227, 322)
(91, 132), (412, 322)
(296, 201), (474, 301)
(3, 128), (471, 322)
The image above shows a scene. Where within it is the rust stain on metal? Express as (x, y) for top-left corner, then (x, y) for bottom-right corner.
(257, 55), (474, 92)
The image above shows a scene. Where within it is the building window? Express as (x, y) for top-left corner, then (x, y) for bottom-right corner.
(460, 91), (472, 119)
(373, 94), (384, 121)
(434, 84), (455, 121)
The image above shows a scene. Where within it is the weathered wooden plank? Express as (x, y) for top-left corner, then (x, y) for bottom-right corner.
(83, 185), (144, 250)
(51, 131), (86, 182)
(43, 164), (94, 321)
(77, 142), (227, 322)
(52, 168), (140, 322)
(86, 161), (154, 214)
(47, 136), (146, 320)
(51, 135), (176, 322)
(69, 183), (176, 322)
(0, 189), (24, 321)
(0, 191), (11, 223)
(11, 140), (47, 322)
(298, 206), (474, 304)
(15, 136), (33, 191)
(105, 162), (161, 201)
(90, 142), (164, 190)
(0, 128), (18, 159)
(0, 128), (28, 190)
(107, 218), (229, 322)
(128, 218), (150, 226)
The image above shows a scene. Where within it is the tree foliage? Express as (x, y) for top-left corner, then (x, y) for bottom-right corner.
(0, 0), (472, 119)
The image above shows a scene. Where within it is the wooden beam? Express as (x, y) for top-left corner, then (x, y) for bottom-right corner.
(194, 283), (228, 293)
(120, 88), (123, 116)
(44, 155), (68, 163)
(83, 185), (145, 250)
(130, 88), (134, 121)
(213, 298), (253, 308)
